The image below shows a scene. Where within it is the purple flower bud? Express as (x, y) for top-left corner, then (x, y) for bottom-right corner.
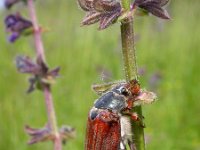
(78, 0), (122, 30)
(25, 124), (75, 145)
(133, 0), (170, 19)
(5, 0), (21, 9)
(5, 13), (33, 42)
(16, 56), (40, 74)
(48, 67), (60, 78)
(5, 14), (17, 28)
(9, 32), (20, 43)
(25, 125), (52, 144)
(27, 77), (37, 93)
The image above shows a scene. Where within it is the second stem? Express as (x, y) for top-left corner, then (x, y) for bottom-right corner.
(27, 0), (62, 149)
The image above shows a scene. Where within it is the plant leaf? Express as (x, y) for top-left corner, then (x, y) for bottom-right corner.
(144, 4), (170, 19)
(136, 0), (170, 19)
(82, 11), (102, 25)
(99, 11), (121, 30)
(155, 0), (170, 7)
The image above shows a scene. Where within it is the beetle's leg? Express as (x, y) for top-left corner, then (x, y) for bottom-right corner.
(122, 110), (145, 128)
(130, 112), (139, 121)
(131, 113), (145, 128)
(120, 135), (136, 150)
(119, 139), (127, 150)
(128, 140), (136, 150)
(127, 98), (134, 109)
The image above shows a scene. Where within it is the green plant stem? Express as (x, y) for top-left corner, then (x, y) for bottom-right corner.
(120, 0), (145, 150)
(27, 0), (62, 149)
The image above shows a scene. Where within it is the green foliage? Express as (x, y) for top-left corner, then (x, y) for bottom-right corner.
(0, 0), (199, 149)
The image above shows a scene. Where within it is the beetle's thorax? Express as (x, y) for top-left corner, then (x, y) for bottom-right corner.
(94, 84), (129, 112)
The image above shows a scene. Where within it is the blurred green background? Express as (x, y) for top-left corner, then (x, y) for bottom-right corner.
(0, 0), (200, 149)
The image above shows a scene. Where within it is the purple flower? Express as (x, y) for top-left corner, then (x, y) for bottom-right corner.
(5, 0), (21, 9)
(5, 13), (33, 43)
(78, 0), (122, 30)
(16, 56), (60, 93)
(25, 125), (75, 145)
(133, 0), (170, 19)
(16, 56), (40, 74)
(9, 32), (20, 42)
(25, 125), (53, 144)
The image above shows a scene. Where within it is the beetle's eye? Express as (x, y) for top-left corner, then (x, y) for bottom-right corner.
(120, 87), (129, 96)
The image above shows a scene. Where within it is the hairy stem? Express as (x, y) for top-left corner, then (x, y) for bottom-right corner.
(27, 0), (62, 149)
(27, 0), (45, 61)
(120, 1), (145, 150)
(43, 86), (59, 136)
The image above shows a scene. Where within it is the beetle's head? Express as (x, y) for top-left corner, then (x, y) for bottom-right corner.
(118, 79), (157, 106)
(112, 79), (140, 97)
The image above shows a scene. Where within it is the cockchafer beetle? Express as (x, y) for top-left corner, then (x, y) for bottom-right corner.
(85, 79), (157, 150)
